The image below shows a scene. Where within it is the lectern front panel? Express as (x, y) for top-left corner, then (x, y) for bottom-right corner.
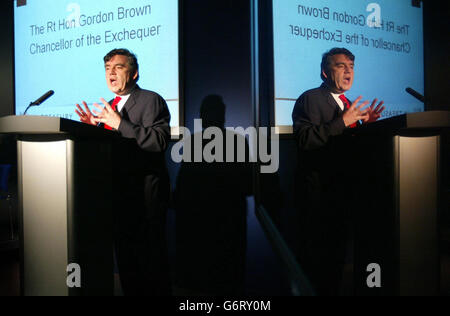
(19, 140), (71, 296)
(1, 116), (114, 296)
(396, 135), (439, 296)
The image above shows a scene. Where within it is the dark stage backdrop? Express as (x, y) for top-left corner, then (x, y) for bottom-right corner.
(257, 0), (450, 272)
(167, 0), (290, 295)
(0, 0), (448, 296)
(1, 0), (291, 295)
(0, 1), (13, 118)
(1, 3), (448, 122)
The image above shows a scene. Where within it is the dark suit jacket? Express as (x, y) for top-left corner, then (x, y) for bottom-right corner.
(292, 83), (346, 151)
(112, 85), (171, 223)
(292, 83), (355, 176)
(291, 83), (354, 213)
(291, 86), (355, 296)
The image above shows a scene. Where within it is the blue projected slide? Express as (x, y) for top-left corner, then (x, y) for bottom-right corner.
(273, 0), (424, 132)
(14, 0), (179, 134)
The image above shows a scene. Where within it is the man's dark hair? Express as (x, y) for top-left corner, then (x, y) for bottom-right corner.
(104, 48), (139, 82)
(320, 47), (355, 82)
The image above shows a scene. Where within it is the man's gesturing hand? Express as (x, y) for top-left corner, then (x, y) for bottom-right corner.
(363, 99), (385, 123)
(75, 101), (97, 126)
(342, 96), (370, 127)
(93, 98), (122, 130)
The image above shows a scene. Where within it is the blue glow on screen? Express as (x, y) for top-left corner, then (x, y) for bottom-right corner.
(273, 0), (424, 130)
(14, 0), (179, 131)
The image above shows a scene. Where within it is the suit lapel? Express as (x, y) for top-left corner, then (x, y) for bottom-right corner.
(120, 85), (140, 115)
(320, 83), (343, 114)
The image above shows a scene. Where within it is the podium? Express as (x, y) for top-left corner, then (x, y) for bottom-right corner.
(350, 111), (450, 296)
(0, 115), (117, 296)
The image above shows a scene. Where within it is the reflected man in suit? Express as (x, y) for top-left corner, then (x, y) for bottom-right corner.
(74, 48), (171, 296)
(292, 47), (385, 295)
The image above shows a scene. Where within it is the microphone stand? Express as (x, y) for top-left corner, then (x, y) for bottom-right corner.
(23, 102), (37, 115)
(23, 90), (55, 115)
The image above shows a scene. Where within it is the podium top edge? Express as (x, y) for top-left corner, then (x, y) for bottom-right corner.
(0, 115), (63, 134)
(0, 115), (114, 138)
(351, 111), (450, 133)
(406, 111), (450, 128)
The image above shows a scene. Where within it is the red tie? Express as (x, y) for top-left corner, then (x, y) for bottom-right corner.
(339, 94), (357, 128)
(104, 96), (121, 130)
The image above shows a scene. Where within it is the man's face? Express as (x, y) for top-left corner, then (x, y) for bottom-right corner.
(105, 54), (138, 95)
(322, 54), (354, 94)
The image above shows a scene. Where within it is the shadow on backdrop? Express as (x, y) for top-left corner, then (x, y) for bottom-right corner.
(173, 95), (252, 295)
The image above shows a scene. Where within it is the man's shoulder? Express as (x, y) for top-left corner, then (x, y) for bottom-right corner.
(298, 84), (329, 101)
(293, 84), (333, 118)
(133, 86), (165, 102)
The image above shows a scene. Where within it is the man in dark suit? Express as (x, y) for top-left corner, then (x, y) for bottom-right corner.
(292, 47), (385, 295)
(75, 48), (171, 296)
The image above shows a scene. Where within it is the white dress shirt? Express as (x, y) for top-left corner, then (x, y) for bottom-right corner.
(115, 93), (131, 113)
(330, 92), (346, 111)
